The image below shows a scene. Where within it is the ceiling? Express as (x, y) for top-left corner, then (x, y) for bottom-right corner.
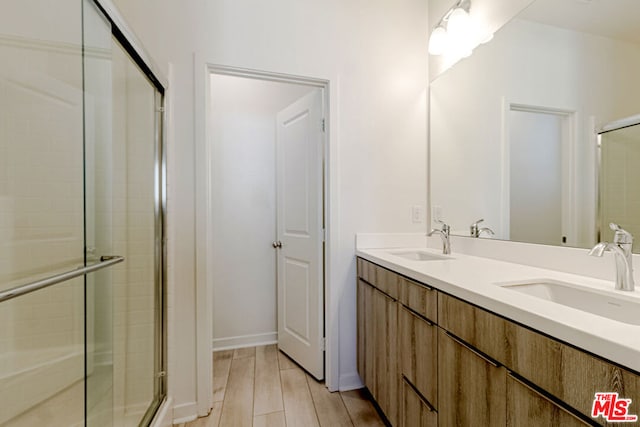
(520, 0), (640, 45)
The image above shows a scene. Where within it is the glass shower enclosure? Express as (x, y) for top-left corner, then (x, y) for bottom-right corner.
(0, 0), (166, 425)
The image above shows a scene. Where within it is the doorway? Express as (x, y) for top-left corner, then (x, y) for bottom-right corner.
(505, 104), (575, 246)
(208, 72), (327, 381)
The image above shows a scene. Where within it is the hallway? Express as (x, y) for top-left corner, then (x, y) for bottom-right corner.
(179, 345), (384, 427)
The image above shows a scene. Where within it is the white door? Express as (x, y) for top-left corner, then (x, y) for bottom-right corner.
(276, 89), (325, 380)
(509, 109), (566, 245)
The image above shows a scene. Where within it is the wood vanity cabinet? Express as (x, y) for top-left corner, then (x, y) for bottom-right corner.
(357, 257), (640, 427)
(438, 292), (640, 426)
(357, 260), (399, 426)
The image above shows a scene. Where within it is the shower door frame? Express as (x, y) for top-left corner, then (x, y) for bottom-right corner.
(90, 0), (169, 424)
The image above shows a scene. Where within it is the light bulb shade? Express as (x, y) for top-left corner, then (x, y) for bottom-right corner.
(447, 8), (471, 39)
(428, 26), (448, 56)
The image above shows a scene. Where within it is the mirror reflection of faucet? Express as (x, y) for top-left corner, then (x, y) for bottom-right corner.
(588, 223), (635, 291)
(470, 219), (495, 238)
(428, 219), (451, 254)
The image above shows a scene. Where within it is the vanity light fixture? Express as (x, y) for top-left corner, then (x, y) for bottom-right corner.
(428, 0), (493, 58)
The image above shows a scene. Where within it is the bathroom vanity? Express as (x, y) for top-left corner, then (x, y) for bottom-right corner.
(356, 247), (640, 427)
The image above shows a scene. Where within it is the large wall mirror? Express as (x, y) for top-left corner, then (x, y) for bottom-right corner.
(430, 0), (640, 252)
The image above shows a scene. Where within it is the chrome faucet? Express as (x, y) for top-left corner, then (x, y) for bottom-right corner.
(428, 220), (451, 255)
(470, 219), (495, 238)
(588, 223), (635, 291)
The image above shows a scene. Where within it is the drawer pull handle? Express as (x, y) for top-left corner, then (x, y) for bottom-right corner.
(507, 372), (590, 426)
(403, 306), (435, 326)
(403, 376), (437, 412)
(445, 331), (500, 368)
(406, 278), (433, 291)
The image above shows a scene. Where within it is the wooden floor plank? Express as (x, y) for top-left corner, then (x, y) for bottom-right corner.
(233, 347), (256, 359)
(281, 368), (320, 427)
(202, 401), (223, 427)
(218, 357), (255, 427)
(253, 411), (286, 427)
(306, 375), (354, 427)
(254, 345), (284, 416)
(277, 350), (296, 370)
(341, 389), (385, 427)
(212, 350), (233, 403)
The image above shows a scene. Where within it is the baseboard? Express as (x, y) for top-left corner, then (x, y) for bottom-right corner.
(149, 397), (173, 427)
(338, 372), (364, 392)
(212, 332), (277, 351)
(172, 401), (198, 424)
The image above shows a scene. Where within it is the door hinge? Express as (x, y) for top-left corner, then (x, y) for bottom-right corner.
(320, 337), (327, 351)
(321, 118), (326, 132)
(322, 228), (326, 242)
(156, 107), (165, 113)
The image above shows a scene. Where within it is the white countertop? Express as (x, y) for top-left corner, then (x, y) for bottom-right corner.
(356, 246), (640, 373)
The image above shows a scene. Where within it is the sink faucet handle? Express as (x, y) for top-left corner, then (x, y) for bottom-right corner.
(471, 218), (484, 226)
(434, 219), (450, 234)
(610, 223), (633, 244)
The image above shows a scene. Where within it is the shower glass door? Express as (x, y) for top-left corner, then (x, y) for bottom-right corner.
(84, 1), (166, 425)
(0, 1), (86, 425)
(1, 0), (166, 425)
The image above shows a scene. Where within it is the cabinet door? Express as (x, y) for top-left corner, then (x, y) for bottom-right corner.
(506, 373), (590, 427)
(373, 288), (399, 425)
(357, 279), (376, 391)
(399, 306), (437, 408)
(438, 328), (506, 427)
(506, 321), (640, 421)
(402, 378), (437, 427)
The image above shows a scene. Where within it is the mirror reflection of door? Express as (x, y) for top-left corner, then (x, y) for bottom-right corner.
(508, 107), (572, 246)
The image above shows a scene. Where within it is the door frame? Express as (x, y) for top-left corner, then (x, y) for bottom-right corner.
(500, 98), (578, 245)
(194, 61), (337, 415)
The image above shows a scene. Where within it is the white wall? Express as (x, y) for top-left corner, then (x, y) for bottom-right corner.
(112, 0), (428, 411)
(209, 75), (313, 350)
(430, 18), (640, 248)
(204, 0), (429, 391)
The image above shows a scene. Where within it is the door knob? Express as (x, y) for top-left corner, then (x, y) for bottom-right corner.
(272, 241), (283, 248)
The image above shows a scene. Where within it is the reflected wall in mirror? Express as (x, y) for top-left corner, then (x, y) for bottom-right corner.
(600, 122), (640, 254)
(430, 0), (640, 249)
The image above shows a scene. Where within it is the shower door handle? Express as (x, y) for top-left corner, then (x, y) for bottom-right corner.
(0, 256), (125, 303)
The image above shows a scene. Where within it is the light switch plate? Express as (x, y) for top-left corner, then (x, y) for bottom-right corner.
(412, 206), (424, 224)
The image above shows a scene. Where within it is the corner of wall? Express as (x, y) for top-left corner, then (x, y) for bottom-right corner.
(338, 372), (364, 392)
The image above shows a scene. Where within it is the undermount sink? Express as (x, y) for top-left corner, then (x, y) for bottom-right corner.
(499, 280), (640, 326)
(388, 249), (450, 261)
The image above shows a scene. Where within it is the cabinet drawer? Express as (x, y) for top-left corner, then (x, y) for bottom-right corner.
(506, 373), (590, 427)
(399, 306), (437, 407)
(399, 276), (437, 321)
(438, 293), (508, 365)
(438, 327), (506, 427)
(357, 258), (399, 299)
(506, 322), (640, 424)
(402, 378), (437, 427)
